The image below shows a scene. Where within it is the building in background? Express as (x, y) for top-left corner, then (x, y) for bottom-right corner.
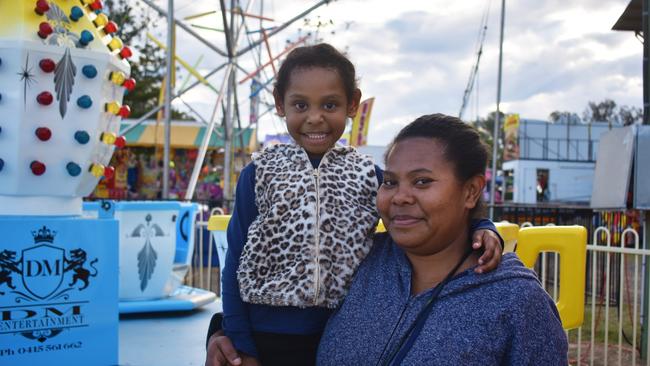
(501, 118), (614, 205)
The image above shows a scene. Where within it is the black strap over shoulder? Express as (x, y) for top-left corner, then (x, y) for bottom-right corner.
(379, 247), (474, 366)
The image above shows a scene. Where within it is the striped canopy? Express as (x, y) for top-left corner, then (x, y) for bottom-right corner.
(120, 121), (256, 151)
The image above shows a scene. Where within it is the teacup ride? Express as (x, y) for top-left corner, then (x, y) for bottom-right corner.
(84, 200), (216, 313)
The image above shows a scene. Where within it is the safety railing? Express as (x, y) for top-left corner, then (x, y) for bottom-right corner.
(516, 223), (646, 366)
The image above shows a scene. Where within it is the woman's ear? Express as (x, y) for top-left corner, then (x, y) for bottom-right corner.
(347, 88), (362, 118)
(464, 175), (486, 209)
(273, 89), (285, 117)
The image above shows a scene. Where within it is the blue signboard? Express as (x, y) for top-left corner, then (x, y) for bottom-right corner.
(0, 216), (118, 366)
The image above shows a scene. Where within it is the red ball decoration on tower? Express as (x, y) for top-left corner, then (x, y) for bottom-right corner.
(37, 91), (53, 105)
(35, 0), (50, 15)
(123, 78), (136, 92)
(119, 46), (133, 60)
(103, 21), (118, 34)
(30, 161), (46, 176)
(89, 0), (103, 11)
(38, 22), (53, 39)
(114, 136), (127, 148)
(103, 166), (115, 179)
(118, 105), (131, 118)
(39, 58), (55, 73)
(35, 127), (52, 141)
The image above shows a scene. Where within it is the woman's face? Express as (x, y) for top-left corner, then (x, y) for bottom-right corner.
(377, 137), (483, 256)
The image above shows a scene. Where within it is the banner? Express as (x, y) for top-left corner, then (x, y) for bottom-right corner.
(349, 98), (375, 147)
(503, 113), (520, 161)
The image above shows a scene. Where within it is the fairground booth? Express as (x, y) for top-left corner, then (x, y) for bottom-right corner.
(90, 119), (257, 204)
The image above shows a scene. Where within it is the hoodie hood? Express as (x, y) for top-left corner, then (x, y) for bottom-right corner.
(437, 253), (542, 299)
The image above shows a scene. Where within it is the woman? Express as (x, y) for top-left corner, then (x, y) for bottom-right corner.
(316, 114), (567, 365)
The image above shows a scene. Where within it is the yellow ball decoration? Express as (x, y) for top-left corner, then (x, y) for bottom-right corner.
(110, 72), (126, 85)
(93, 13), (109, 27)
(90, 164), (105, 178)
(107, 37), (123, 51)
(101, 132), (117, 145)
(105, 101), (121, 115)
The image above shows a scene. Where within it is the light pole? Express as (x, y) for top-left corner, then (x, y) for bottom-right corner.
(489, 0), (506, 219)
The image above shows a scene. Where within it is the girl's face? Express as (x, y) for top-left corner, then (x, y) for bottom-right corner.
(377, 137), (484, 256)
(275, 67), (361, 158)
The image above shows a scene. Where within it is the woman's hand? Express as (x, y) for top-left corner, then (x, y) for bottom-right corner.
(471, 229), (502, 274)
(206, 331), (254, 366)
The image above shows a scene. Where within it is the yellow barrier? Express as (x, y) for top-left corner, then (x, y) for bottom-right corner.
(516, 226), (587, 329)
(495, 222), (519, 253)
(208, 215), (230, 231)
(376, 220), (386, 233)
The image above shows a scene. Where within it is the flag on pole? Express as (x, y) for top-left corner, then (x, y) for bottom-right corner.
(503, 113), (520, 161)
(349, 98), (375, 147)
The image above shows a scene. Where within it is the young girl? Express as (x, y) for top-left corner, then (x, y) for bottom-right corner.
(210, 44), (503, 366)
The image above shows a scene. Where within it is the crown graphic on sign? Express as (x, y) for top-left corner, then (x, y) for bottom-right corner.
(32, 226), (56, 243)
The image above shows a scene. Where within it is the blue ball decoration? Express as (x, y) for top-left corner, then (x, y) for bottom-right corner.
(77, 95), (92, 109)
(70, 6), (84, 21)
(82, 65), (97, 79)
(66, 162), (82, 177)
(79, 30), (94, 46)
(74, 130), (90, 144)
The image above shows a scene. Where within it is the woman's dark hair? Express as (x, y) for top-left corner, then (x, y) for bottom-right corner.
(385, 113), (489, 219)
(274, 43), (357, 103)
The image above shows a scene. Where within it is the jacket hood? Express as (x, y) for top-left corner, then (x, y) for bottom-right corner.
(437, 253), (541, 299)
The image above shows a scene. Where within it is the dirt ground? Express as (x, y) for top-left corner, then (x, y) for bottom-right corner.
(569, 341), (643, 366)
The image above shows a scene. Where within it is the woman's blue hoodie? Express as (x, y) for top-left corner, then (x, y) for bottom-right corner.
(317, 233), (568, 365)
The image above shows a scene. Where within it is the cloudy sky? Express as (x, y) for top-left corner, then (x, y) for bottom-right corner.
(146, 0), (642, 146)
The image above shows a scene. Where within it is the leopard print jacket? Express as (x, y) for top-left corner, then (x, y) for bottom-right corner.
(237, 143), (379, 308)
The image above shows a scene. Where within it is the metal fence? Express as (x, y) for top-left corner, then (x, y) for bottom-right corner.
(496, 206), (648, 366)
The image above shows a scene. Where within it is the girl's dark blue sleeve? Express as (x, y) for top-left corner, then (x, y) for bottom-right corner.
(375, 165), (383, 185)
(222, 163), (259, 357)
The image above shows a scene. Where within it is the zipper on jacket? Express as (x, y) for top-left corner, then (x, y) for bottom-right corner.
(313, 167), (322, 304)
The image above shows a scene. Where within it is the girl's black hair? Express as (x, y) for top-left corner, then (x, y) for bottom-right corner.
(385, 113), (489, 218)
(274, 43), (357, 102)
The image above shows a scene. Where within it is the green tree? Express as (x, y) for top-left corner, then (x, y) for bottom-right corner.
(549, 111), (580, 124)
(469, 110), (505, 168)
(581, 99), (617, 125)
(618, 105), (643, 126)
(104, 1), (191, 120)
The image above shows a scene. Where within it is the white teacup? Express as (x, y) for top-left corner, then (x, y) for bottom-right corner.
(84, 201), (181, 301)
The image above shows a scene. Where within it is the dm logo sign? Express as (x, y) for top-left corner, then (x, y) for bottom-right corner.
(22, 245), (64, 299)
(0, 226), (98, 342)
